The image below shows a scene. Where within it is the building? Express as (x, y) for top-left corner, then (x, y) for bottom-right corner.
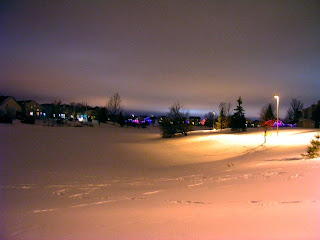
(85, 108), (98, 120)
(41, 103), (67, 119)
(299, 101), (320, 128)
(0, 96), (22, 118)
(189, 116), (201, 126)
(18, 100), (43, 117)
(41, 103), (55, 118)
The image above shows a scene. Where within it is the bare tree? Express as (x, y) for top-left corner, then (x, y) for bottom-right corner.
(225, 102), (232, 127)
(286, 98), (303, 124)
(217, 102), (227, 129)
(107, 93), (122, 122)
(216, 102), (232, 129)
(160, 102), (189, 137)
(168, 102), (188, 120)
(225, 102), (232, 116)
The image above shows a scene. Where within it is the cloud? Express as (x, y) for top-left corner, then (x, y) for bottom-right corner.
(1, 1), (319, 118)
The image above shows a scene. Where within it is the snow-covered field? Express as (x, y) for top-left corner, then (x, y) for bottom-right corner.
(0, 123), (319, 240)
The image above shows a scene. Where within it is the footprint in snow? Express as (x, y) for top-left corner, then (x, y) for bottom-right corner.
(188, 182), (203, 187)
(143, 190), (163, 195)
(126, 197), (146, 200)
(249, 200), (308, 206)
(33, 208), (57, 213)
(52, 189), (67, 196)
(169, 200), (211, 205)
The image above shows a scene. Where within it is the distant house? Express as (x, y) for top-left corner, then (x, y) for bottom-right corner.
(189, 116), (201, 126)
(41, 103), (55, 118)
(150, 116), (158, 125)
(0, 96), (22, 118)
(18, 100), (43, 117)
(299, 100), (320, 128)
(85, 108), (98, 120)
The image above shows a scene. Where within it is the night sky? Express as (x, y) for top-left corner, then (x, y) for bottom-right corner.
(1, 0), (319, 118)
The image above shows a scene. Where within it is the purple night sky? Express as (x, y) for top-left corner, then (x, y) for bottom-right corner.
(1, 0), (319, 118)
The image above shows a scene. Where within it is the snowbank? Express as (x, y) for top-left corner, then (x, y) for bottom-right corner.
(0, 124), (319, 239)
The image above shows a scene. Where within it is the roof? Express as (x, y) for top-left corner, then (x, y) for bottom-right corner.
(17, 100), (34, 104)
(0, 96), (16, 105)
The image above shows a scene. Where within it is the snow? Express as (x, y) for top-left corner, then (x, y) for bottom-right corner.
(0, 123), (319, 240)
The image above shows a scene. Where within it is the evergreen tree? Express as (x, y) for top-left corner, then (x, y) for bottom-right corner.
(302, 134), (320, 159)
(260, 103), (276, 122)
(230, 97), (247, 132)
(204, 112), (215, 129)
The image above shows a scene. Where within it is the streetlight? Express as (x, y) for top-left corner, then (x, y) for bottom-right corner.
(274, 95), (279, 136)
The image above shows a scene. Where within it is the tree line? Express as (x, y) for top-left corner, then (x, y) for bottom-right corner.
(160, 96), (247, 138)
(160, 97), (316, 138)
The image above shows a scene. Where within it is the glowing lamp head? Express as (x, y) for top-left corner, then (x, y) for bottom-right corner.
(274, 95), (279, 99)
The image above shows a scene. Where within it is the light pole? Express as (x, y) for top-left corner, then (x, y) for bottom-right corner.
(274, 95), (279, 136)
